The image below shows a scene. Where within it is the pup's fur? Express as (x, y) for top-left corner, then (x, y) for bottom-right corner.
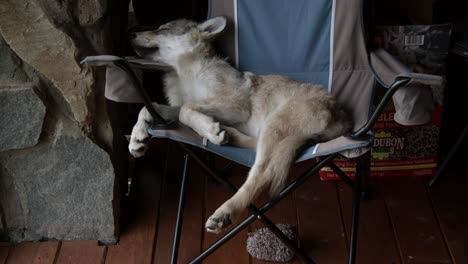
(129, 17), (351, 234)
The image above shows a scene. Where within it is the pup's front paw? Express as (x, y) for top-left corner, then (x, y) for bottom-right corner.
(207, 122), (229, 145)
(128, 129), (150, 158)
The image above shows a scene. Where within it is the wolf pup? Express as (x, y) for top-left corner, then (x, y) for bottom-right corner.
(129, 17), (351, 234)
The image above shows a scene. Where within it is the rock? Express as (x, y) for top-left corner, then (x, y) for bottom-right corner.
(0, 84), (46, 151)
(77, 0), (107, 26)
(0, 37), (29, 83)
(0, 122), (117, 244)
(0, 0), (97, 125)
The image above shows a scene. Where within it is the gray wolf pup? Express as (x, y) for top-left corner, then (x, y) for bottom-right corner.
(129, 17), (351, 234)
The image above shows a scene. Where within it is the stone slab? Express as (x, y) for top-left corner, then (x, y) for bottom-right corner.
(0, 129), (116, 244)
(0, 85), (46, 151)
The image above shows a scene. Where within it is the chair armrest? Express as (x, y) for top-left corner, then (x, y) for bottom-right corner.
(81, 55), (178, 130)
(397, 72), (444, 87)
(351, 48), (446, 138)
(369, 49), (444, 88)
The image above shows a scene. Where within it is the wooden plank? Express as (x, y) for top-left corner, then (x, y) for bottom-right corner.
(203, 158), (250, 264)
(5, 241), (59, 264)
(251, 167), (301, 264)
(176, 154), (205, 264)
(29, 242), (59, 264)
(429, 166), (468, 264)
(55, 241), (105, 264)
(152, 142), (187, 264)
(0, 243), (11, 264)
(106, 139), (168, 264)
(294, 160), (348, 264)
(381, 178), (451, 263)
(338, 181), (401, 264)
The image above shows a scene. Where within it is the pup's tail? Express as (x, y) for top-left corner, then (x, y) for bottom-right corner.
(266, 136), (307, 196)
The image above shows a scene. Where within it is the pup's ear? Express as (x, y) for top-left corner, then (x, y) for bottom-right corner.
(198, 16), (227, 40)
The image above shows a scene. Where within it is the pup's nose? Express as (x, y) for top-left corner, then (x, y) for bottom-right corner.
(129, 31), (137, 39)
(128, 26), (141, 39)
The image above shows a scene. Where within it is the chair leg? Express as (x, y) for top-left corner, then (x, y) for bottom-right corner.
(171, 154), (190, 264)
(180, 143), (335, 264)
(359, 151), (371, 199)
(348, 156), (363, 264)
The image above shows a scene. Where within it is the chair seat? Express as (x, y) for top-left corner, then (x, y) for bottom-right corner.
(149, 124), (373, 167)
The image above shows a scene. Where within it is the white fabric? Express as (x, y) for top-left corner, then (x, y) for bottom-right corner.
(371, 49), (443, 126)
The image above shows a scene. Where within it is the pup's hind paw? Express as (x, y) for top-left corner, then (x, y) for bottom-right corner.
(205, 214), (232, 234)
(207, 122), (229, 145)
(205, 203), (238, 234)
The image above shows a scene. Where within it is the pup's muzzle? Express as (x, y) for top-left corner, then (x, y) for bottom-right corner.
(128, 25), (157, 39)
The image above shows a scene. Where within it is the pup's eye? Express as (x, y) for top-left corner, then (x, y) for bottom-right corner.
(156, 28), (169, 33)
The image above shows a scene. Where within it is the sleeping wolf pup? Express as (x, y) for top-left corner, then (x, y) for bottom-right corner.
(129, 17), (350, 234)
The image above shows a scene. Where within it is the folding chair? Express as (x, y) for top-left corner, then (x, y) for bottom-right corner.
(82, 0), (443, 263)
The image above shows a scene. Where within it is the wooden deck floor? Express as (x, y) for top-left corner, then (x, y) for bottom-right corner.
(1, 139), (467, 264)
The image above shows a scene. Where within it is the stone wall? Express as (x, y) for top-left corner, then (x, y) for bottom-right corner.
(0, 0), (128, 244)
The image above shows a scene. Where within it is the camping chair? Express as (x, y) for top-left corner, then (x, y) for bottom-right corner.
(82, 0), (443, 263)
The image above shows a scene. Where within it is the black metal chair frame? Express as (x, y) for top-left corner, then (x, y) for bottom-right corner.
(116, 58), (412, 264)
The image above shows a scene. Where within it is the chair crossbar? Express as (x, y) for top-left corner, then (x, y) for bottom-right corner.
(327, 161), (355, 188)
(180, 143), (314, 263)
